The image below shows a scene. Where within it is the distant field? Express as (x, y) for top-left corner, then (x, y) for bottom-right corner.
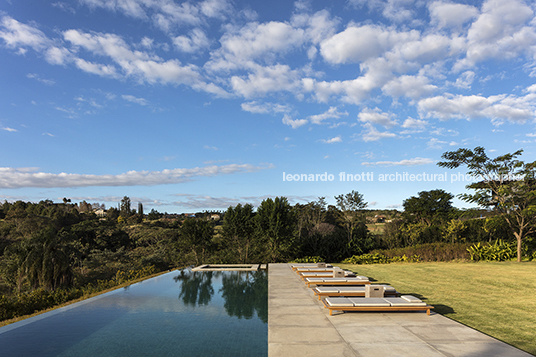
(338, 261), (536, 355)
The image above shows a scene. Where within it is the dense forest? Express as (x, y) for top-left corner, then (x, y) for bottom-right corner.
(0, 188), (533, 321)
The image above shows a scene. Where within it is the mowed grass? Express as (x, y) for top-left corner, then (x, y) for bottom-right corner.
(338, 261), (536, 355)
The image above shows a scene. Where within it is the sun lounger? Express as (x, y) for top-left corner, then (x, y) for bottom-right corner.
(305, 276), (370, 288)
(295, 267), (340, 273)
(322, 295), (433, 316)
(299, 271), (356, 280)
(291, 263), (332, 271)
(312, 285), (398, 300)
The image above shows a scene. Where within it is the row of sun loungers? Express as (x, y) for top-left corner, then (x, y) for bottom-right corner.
(293, 262), (433, 316)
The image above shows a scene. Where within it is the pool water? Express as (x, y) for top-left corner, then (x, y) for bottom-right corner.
(0, 269), (268, 356)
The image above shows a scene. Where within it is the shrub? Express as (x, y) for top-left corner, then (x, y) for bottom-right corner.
(467, 240), (516, 261)
(291, 256), (324, 263)
(372, 242), (471, 262)
(342, 253), (391, 264)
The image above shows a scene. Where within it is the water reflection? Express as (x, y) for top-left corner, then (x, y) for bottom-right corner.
(174, 270), (215, 306)
(174, 269), (268, 323)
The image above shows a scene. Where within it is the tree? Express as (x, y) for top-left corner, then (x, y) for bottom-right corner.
(438, 146), (536, 262)
(255, 197), (295, 263)
(222, 203), (255, 263)
(180, 219), (214, 265)
(402, 189), (454, 226)
(2, 227), (73, 292)
(120, 196), (131, 218)
(334, 191), (368, 256)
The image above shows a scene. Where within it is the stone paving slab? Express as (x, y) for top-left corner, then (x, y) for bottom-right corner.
(268, 263), (533, 357)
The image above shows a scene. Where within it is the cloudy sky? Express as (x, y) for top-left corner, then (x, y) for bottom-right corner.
(1, 0), (536, 213)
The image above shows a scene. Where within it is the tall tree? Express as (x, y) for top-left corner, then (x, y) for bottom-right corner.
(222, 203), (255, 263)
(120, 196), (131, 218)
(334, 191), (368, 256)
(255, 197), (295, 263)
(438, 146), (536, 262)
(180, 219), (214, 265)
(402, 189), (454, 226)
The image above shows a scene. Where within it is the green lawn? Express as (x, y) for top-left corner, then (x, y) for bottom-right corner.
(338, 261), (536, 355)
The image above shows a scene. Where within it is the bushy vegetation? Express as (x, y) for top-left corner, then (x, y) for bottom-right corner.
(342, 252), (421, 264)
(1, 180), (535, 322)
(467, 240), (518, 261)
(290, 256), (325, 263)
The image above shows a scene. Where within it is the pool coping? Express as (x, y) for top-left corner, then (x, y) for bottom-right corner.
(267, 263), (533, 357)
(192, 263), (265, 271)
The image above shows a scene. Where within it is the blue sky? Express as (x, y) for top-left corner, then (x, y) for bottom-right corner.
(1, 0), (536, 213)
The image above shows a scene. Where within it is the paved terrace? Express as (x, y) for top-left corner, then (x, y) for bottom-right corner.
(268, 263), (532, 357)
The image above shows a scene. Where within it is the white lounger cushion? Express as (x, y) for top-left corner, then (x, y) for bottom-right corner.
(326, 297), (354, 307)
(315, 287), (340, 293)
(306, 277), (369, 282)
(349, 297), (391, 307)
(384, 297), (427, 307)
(382, 285), (396, 293)
(316, 286), (394, 294)
(292, 264), (333, 268)
(336, 286), (366, 293)
(296, 267), (336, 272)
(401, 295), (423, 303)
(305, 278), (325, 282)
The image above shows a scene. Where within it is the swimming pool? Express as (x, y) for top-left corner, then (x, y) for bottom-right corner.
(0, 269), (268, 356)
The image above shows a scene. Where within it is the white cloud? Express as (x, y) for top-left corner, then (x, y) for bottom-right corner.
(0, 16), (50, 52)
(427, 137), (448, 149)
(27, 73), (56, 85)
(0, 164), (272, 189)
(402, 117), (427, 131)
(320, 24), (418, 64)
(282, 114), (307, 128)
(241, 101), (291, 114)
(358, 107), (397, 128)
(173, 28), (210, 53)
(309, 106), (348, 124)
(1, 126), (17, 132)
(291, 9), (339, 45)
(418, 93), (536, 124)
(74, 58), (119, 78)
(362, 157), (435, 166)
(361, 122), (397, 142)
(453, 71), (475, 89)
(382, 74), (437, 100)
(428, 1), (479, 31)
(172, 194), (242, 209)
(199, 0), (233, 19)
(455, 0), (536, 70)
(213, 21), (306, 68)
(382, 0), (416, 23)
(231, 64), (301, 98)
(79, 0), (210, 31)
(430, 127), (459, 136)
(122, 94), (148, 105)
(321, 136), (342, 144)
(64, 29), (227, 95)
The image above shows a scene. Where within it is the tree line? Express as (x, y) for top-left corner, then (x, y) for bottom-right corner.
(0, 146), (535, 317)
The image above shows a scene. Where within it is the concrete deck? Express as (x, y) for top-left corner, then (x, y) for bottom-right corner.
(268, 263), (532, 357)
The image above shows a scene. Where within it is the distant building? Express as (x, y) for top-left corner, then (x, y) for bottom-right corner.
(94, 209), (106, 217)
